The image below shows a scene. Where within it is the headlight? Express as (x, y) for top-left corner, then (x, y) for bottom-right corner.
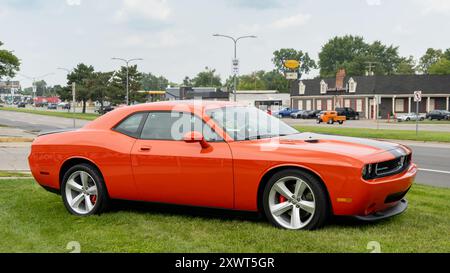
(362, 163), (375, 180)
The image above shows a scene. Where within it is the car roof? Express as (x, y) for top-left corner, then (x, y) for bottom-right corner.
(84, 100), (243, 130)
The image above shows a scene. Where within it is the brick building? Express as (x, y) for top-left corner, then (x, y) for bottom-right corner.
(290, 71), (450, 119)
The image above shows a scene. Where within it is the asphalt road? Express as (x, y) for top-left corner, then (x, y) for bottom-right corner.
(0, 110), (89, 132)
(0, 110), (448, 188)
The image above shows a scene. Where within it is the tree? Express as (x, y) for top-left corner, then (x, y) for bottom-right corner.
(141, 73), (169, 90)
(67, 63), (95, 113)
(0, 41), (20, 79)
(443, 49), (450, 61)
(318, 35), (403, 77)
(272, 48), (316, 78)
(112, 65), (145, 104)
(182, 76), (192, 87)
(191, 67), (222, 87)
(237, 71), (266, 90)
(319, 35), (368, 77)
(34, 80), (47, 97)
(428, 58), (450, 75)
(86, 72), (120, 108)
(395, 56), (417, 75)
(419, 48), (443, 74)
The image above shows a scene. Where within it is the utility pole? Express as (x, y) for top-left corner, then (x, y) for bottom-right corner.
(212, 34), (257, 102)
(112, 58), (143, 105)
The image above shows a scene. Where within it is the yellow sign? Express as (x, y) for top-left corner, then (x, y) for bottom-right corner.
(284, 60), (300, 70)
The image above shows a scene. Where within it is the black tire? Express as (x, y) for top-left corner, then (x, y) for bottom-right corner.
(317, 119), (322, 124)
(406, 118), (410, 121)
(338, 121), (344, 125)
(355, 115), (360, 120)
(262, 169), (329, 230)
(61, 163), (109, 216)
(328, 119), (334, 125)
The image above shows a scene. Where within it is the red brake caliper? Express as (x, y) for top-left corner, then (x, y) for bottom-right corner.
(90, 195), (97, 205)
(279, 194), (287, 203)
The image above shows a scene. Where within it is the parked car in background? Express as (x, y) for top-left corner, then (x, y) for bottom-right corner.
(426, 110), (450, 120)
(336, 107), (360, 120)
(18, 102), (27, 108)
(317, 111), (346, 125)
(47, 103), (58, 110)
(397, 113), (425, 122)
(301, 110), (322, 119)
(290, 110), (306, 119)
(274, 107), (300, 118)
(96, 105), (115, 115)
(59, 102), (71, 110)
(35, 102), (48, 108)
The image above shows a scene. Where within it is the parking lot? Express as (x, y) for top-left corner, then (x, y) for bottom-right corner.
(284, 117), (450, 132)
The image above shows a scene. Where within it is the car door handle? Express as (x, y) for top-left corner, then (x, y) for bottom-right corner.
(139, 146), (152, 152)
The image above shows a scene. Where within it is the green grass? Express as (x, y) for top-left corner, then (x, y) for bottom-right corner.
(0, 179), (448, 253)
(294, 125), (450, 143)
(0, 171), (32, 178)
(0, 107), (99, 121)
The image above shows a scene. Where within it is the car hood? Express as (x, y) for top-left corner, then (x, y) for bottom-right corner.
(267, 133), (409, 160)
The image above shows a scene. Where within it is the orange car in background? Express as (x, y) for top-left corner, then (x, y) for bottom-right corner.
(29, 101), (416, 230)
(317, 111), (347, 125)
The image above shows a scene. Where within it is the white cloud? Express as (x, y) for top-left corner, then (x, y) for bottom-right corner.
(66, 0), (82, 6)
(271, 13), (311, 29)
(116, 0), (171, 22)
(415, 0), (450, 15)
(121, 30), (182, 49)
(366, 0), (382, 6)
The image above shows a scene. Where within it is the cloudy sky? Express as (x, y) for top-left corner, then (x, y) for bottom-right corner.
(1, 0), (450, 87)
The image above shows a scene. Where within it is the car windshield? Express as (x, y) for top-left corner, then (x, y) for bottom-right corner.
(206, 106), (298, 141)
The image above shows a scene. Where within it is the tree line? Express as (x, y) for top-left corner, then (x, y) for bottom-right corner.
(1, 35), (450, 109)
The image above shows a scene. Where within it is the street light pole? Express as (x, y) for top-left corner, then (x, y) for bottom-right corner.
(213, 34), (257, 102)
(19, 72), (54, 109)
(58, 67), (77, 128)
(112, 58), (143, 105)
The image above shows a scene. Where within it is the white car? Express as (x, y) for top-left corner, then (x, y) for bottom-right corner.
(397, 113), (425, 122)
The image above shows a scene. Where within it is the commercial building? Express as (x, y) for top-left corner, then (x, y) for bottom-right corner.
(0, 81), (21, 94)
(233, 90), (290, 111)
(290, 70), (450, 119)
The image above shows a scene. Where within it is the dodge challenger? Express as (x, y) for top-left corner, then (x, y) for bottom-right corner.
(28, 101), (417, 230)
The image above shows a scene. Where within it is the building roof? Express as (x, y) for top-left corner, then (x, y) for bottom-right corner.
(292, 75), (450, 96)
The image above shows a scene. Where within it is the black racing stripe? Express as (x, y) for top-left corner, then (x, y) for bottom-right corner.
(284, 133), (403, 155)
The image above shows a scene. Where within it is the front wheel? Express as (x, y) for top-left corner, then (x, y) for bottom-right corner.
(61, 163), (109, 216)
(317, 119), (322, 124)
(262, 170), (329, 230)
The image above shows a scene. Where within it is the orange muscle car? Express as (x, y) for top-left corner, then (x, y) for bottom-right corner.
(317, 111), (347, 125)
(29, 101), (416, 230)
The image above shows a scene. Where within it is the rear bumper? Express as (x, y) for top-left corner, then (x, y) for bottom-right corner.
(354, 199), (408, 221)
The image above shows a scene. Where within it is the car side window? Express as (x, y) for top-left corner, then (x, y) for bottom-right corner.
(114, 112), (146, 138)
(140, 112), (223, 142)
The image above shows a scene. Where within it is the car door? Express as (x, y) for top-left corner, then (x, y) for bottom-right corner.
(130, 111), (234, 209)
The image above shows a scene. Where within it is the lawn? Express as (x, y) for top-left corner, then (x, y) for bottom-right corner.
(0, 179), (448, 253)
(0, 107), (99, 121)
(0, 171), (32, 178)
(294, 125), (450, 143)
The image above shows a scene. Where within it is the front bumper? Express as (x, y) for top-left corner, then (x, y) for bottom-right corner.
(354, 199), (408, 221)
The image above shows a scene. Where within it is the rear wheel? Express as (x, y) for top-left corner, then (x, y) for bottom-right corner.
(61, 163), (109, 216)
(338, 121), (344, 125)
(262, 170), (329, 230)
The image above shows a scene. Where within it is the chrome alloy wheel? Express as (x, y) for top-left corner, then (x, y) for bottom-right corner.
(268, 176), (316, 230)
(65, 171), (98, 215)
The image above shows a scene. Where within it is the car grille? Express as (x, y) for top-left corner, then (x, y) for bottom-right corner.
(363, 154), (412, 180)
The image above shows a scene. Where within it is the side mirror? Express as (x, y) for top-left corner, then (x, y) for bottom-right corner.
(183, 131), (210, 149)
